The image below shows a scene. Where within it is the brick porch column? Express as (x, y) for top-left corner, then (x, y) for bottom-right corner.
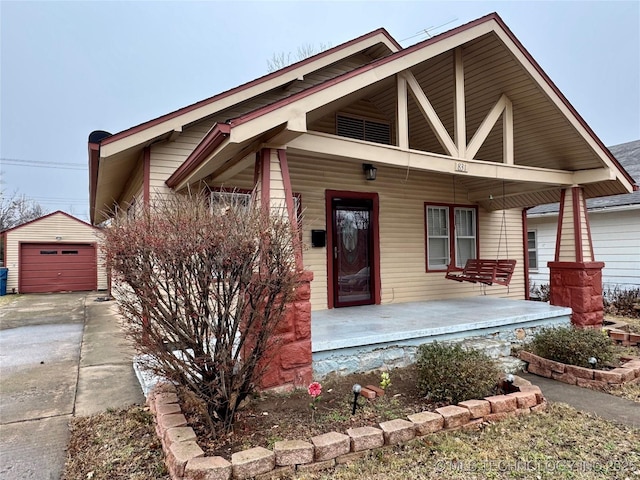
(254, 148), (313, 389)
(548, 186), (604, 327)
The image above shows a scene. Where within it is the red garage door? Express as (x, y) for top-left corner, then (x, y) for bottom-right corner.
(20, 243), (97, 293)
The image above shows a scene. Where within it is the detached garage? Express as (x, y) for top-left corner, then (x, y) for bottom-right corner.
(1, 211), (107, 294)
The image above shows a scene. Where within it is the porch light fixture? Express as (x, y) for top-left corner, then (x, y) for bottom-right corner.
(362, 163), (377, 181)
(588, 357), (597, 369)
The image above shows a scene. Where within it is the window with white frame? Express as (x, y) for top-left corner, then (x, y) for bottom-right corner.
(527, 230), (538, 270)
(209, 191), (251, 215)
(209, 189), (302, 221)
(425, 204), (477, 270)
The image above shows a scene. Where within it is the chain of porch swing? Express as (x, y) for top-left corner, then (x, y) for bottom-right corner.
(452, 175), (511, 294)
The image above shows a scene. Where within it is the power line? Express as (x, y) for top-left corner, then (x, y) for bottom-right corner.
(0, 157), (87, 170)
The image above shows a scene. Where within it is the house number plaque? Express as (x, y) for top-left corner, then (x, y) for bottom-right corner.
(455, 162), (468, 172)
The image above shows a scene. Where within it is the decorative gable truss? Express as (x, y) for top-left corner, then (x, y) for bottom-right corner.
(169, 14), (633, 215)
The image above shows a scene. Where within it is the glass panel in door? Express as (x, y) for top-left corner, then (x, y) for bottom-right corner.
(333, 199), (373, 307)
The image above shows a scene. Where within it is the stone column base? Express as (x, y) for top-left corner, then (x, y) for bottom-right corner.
(259, 270), (314, 391)
(548, 261), (604, 328)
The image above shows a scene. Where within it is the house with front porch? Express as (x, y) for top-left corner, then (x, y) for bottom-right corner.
(88, 13), (636, 388)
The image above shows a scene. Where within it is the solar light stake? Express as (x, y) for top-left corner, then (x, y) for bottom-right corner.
(352, 384), (361, 415)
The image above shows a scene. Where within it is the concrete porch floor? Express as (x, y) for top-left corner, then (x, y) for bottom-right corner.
(311, 297), (572, 377)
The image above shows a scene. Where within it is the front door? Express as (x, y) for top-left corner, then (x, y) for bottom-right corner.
(331, 195), (376, 307)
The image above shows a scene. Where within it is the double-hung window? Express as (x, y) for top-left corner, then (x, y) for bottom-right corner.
(527, 230), (538, 270)
(425, 204), (478, 270)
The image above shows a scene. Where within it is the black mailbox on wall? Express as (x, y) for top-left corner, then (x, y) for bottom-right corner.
(311, 230), (326, 248)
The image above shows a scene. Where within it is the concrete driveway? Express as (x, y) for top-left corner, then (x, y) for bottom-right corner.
(0, 293), (144, 480)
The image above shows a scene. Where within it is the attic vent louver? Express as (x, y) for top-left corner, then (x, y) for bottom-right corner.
(336, 115), (391, 145)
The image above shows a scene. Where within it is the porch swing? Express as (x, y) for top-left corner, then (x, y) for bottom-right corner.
(445, 179), (516, 287)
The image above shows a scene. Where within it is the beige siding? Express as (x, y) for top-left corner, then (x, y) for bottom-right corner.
(118, 159), (144, 214)
(149, 119), (217, 198)
(558, 192), (576, 261)
(4, 213), (108, 293)
(218, 155), (525, 311)
(269, 150), (287, 212)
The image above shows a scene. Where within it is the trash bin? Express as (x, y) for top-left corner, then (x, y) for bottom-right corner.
(0, 268), (8, 296)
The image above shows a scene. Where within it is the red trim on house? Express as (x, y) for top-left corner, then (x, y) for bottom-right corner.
(143, 147), (151, 206)
(277, 149), (304, 271)
(260, 149), (271, 215)
(98, 29), (399, 148)
(1, 210), (99, 234)
(146, 13), (633, 196)
(554, 189), (566, 262)
(572, 186), (583, 263)
(166, 123), (231, 188)
(325, 190), (381, 309)
(522, 208), (531, 300)
(88, 142), (100, 224)
(423, 201), (479, 272)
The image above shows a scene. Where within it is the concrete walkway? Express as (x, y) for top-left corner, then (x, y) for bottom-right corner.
(0, 292), (144, 480)
(521, 372), (640, 427)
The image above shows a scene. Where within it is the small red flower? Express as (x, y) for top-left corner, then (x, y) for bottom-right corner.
(308, 381), (322, 398)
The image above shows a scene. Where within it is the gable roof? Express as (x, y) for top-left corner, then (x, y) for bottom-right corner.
(89, 28), (400, 223)
(528, 140), (640, 215)
(165, 12), (635, 197)
(1, 210), (98, 234)
(89, 13), (636, 223)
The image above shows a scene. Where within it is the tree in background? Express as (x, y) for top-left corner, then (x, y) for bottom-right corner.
(102, 192), (302, 432)
(0, 190), (46, 265)
(267, 43), (331, 72)
(0, 189), (46, 231)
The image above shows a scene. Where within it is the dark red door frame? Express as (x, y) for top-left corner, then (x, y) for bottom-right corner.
(325, 190), (380, 309)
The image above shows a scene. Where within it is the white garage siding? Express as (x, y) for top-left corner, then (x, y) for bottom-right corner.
(528, 207), (640, 291)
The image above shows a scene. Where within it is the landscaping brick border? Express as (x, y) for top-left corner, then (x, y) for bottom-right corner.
(603, 320), (640, 347)
(148, 383), (548, 480)
(520, 351), (640, 389)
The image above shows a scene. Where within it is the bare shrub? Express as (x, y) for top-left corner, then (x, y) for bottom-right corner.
(102, 192), (302, 431)
(604, 286), (640, 318)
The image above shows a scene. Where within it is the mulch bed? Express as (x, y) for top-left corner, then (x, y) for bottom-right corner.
(179, 365), (451, 458)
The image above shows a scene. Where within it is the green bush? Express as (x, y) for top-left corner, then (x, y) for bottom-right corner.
(416, 342), (501, 404)
(525, 325), (614, 368)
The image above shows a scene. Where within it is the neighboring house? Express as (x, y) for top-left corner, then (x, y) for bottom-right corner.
(88, 13), (635, 386)
(527, 140), (640, 293)
(1, 211), (108, 294)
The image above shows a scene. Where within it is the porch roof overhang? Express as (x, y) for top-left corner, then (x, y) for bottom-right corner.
(88, 29), (400, 224)
(167, 13), (635, 212)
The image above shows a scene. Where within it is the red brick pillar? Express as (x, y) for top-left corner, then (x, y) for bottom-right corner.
(549, 187), (604, 328)
(259, 270), (314, 390)
(548, 261), (604, 327)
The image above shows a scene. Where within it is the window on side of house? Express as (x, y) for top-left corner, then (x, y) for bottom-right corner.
(209, 189), (302, 221)
(425, 204), (478, 270)
(209, 190), (252, 215)
(528, 230), (538, 270)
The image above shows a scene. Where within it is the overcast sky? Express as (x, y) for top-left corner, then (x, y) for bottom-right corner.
(1, 0), (638, 222)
